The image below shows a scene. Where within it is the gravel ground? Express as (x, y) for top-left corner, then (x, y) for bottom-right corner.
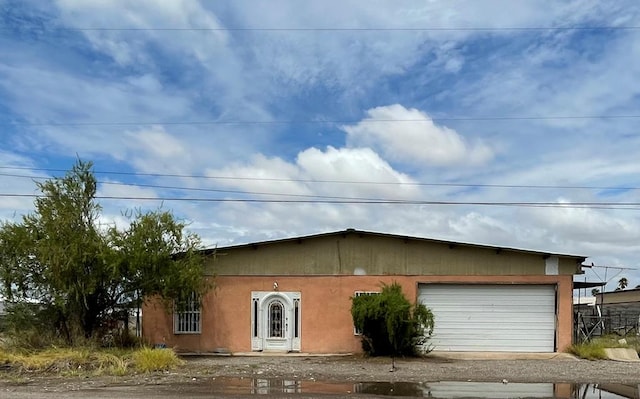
(182, 355), (639, 384)
(1, 355), (640, 398)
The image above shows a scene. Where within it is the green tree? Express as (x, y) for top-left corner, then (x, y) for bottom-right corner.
(0, 160), (208, 345)
(108, 208), (208, 319)
(617, 277), (628, 291)
(351, 282), (434, 367)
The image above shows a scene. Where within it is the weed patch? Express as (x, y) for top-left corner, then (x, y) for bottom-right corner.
(0, 346), (182, 375)
(131, 347), (184, 372)
(569, 342), (607, 360)
(569, 335), (639, 360)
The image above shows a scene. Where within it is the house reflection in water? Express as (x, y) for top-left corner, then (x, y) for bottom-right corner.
(209, 377), (639, 398)
(354, 382), (639, 398)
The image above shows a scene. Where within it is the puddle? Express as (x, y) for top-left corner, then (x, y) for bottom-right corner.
(576, 384), (640, 399)
(200, 377), (353, 396)
(357, 381), (554, 397)
(195, 377), (639, 398)
(357, 382), (640, 398)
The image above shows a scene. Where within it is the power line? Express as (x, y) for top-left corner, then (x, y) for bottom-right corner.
(0, 172), (412, 202)
(3, 171), (640, 209)
(2, 193), (640, 210)
(3, 169), (639, 208)
(5, 26), (640, 32)
(1, 168), (638, 191)
(3, 115), (640, 127)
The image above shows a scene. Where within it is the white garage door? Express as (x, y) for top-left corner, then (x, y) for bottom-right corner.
(418, 284), (556, 352)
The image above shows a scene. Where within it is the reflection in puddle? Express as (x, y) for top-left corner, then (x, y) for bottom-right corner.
(577, 384), (640, 399)
(206, 377), (352, 396)
(356, 381), (556, 397)
(203, 377), (640, 398)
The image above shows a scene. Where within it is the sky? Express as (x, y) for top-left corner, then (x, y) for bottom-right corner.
(1, 0), (640, 292)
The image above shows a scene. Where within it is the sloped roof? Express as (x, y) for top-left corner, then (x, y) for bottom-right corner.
(574, 281), (606, 289)
(599, 287), (640, 296)
(203, 228), (587, 261)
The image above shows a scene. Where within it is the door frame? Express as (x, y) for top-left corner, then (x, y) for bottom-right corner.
(251, 291), (301, 352)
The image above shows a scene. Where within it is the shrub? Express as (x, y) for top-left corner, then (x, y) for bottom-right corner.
(351, 282), (434, 357)
(131, 347), (183, 372)
(1, 302), (65, 349)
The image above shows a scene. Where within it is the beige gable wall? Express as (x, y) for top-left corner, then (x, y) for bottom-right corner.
(206, 233), (580, 276)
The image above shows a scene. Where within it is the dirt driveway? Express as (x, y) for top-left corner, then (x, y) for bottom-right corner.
(2, 354), (640, 398)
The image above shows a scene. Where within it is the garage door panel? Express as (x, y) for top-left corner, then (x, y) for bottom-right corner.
(431, 344), (553, 352)
(427, 305), (554, 312)
(432, 310), (554, 320)
(432, 330), (555, 339)
(418, 284), (556, 352)
(432, 322), (554, 329)
(431, 333), (554, 341)
(435, 317), (554, 323)
(433, 311), (554, 319)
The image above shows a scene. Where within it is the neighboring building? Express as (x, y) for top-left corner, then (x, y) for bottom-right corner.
(595, 288), (640, 335)
(573, 296), (597, 307)
(143, 229), (586, 354)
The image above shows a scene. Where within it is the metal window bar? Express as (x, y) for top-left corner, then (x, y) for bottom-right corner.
(269, 301), (284, 338)
(175, 293), (201, 333)
(353, 291), (380, 335)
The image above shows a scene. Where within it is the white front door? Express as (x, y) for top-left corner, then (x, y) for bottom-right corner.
(251, 291), (301, 352)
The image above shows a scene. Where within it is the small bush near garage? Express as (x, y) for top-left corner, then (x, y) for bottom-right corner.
(351, 282), (434, 357)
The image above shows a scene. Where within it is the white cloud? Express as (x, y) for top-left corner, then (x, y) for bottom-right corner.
(191, 144), (429, 246)
(296, 146), (418, 197)
(205, 145), (419, 201)
(205, 153), (307, 197)
(54, 0), (228, 66)
(3, 1), (640, 288)
(526, 200), (640, 247)
(0, 59), (276, 173)
(343, 104), (494, 166)
(124, 126), (188, 171)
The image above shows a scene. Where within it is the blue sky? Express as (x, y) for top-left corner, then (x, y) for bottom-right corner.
(2, 0), (640, 290)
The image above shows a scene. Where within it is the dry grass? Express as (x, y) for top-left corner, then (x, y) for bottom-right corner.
(0, 346), (182, 375)
(131, 347), (184, 372)
(568, 335), (640, 360)
(568, 341), (608, 360)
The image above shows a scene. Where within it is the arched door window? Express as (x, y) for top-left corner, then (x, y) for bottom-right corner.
(268, 300), (284, 338)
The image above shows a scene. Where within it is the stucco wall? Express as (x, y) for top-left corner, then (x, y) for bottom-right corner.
(143, 274), (574, 354)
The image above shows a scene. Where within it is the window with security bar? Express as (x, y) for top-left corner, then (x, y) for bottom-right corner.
(174, 292), (201, 334)
(353, 291), (380, 335)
